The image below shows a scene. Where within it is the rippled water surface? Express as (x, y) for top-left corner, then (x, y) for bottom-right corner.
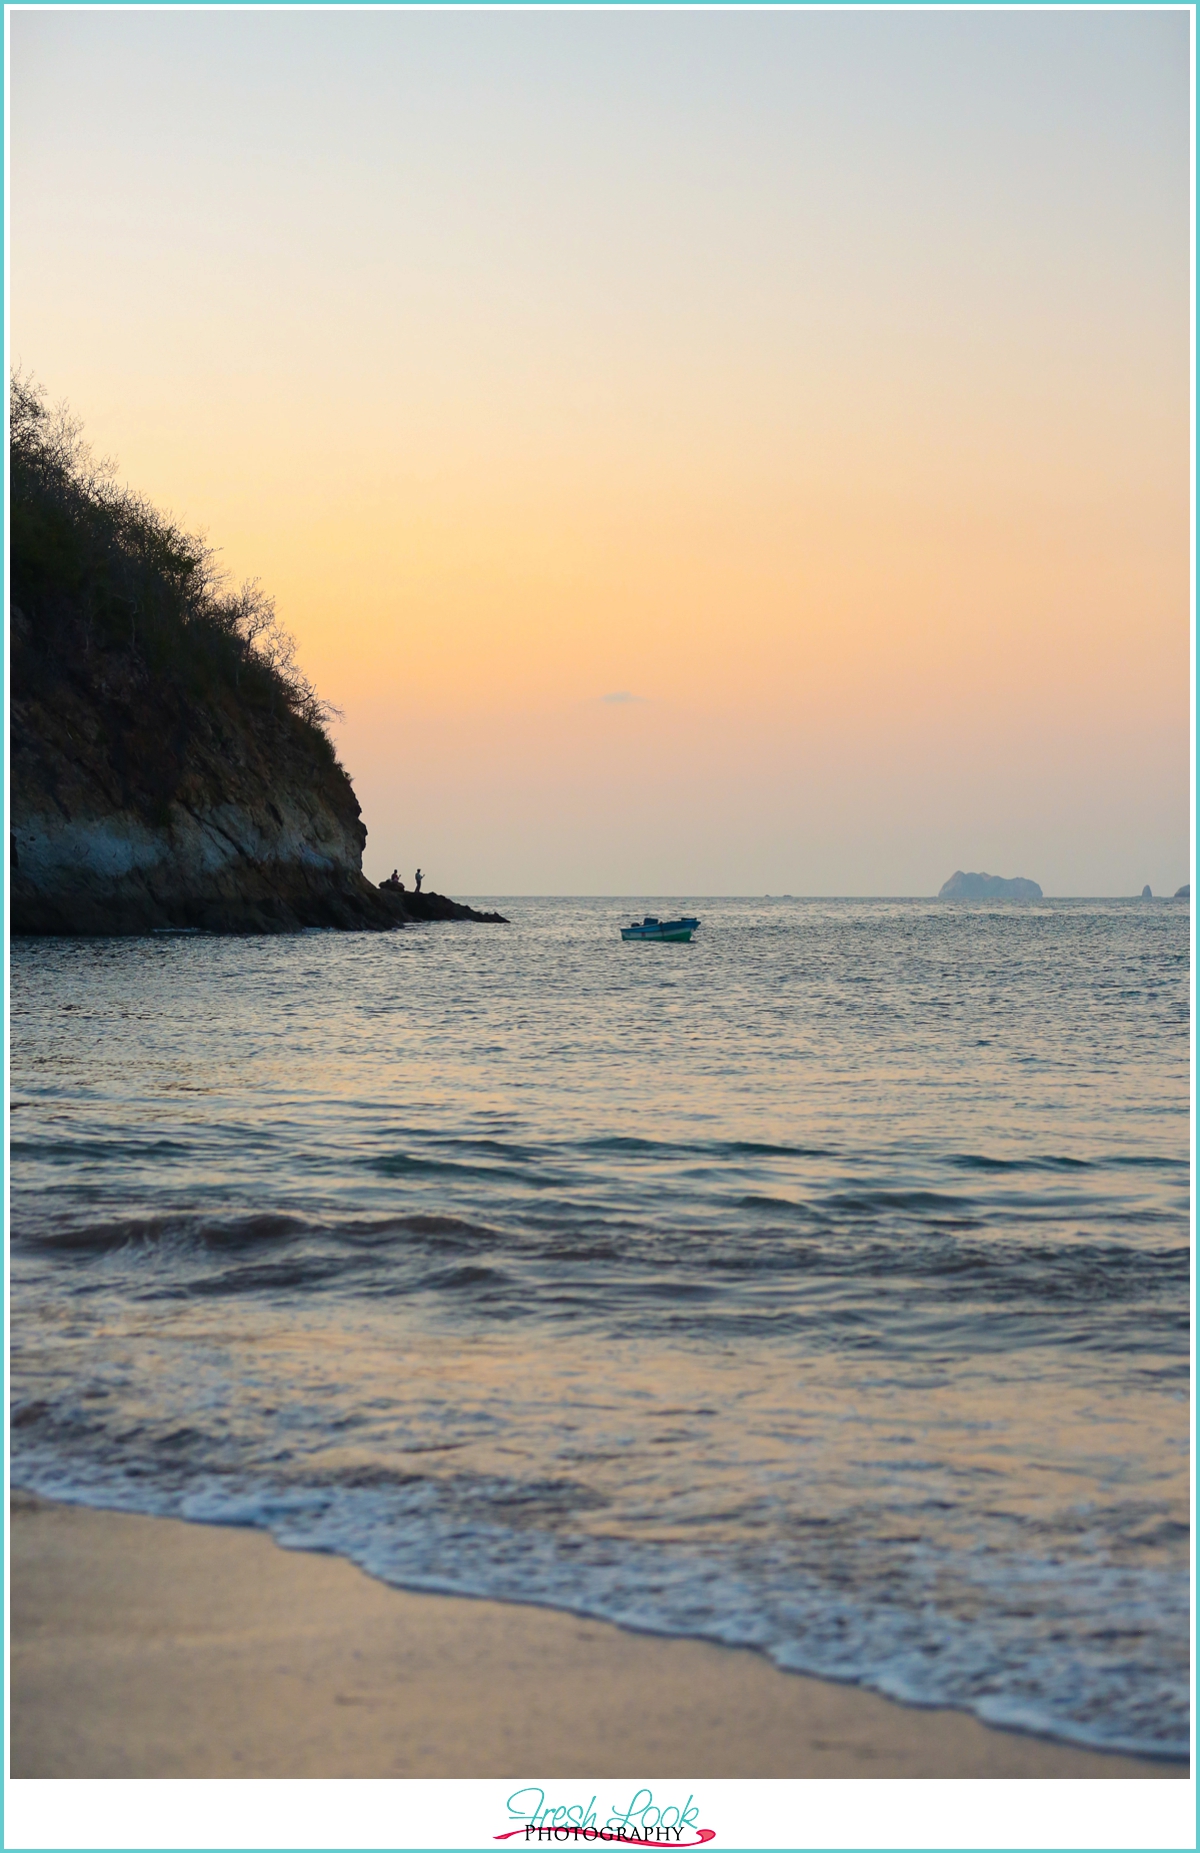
(9, 898), (1191, 1757)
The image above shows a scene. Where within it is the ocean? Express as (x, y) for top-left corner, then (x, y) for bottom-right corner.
(8, 897), (1191, 1760)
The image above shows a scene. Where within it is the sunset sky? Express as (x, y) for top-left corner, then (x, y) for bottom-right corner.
(9, 8), (1192, 894)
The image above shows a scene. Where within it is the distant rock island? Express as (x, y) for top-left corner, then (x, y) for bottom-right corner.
(938, 870), (1043, 901)
(1175, 884), (1190, 900)
(9, 374), (503, 936)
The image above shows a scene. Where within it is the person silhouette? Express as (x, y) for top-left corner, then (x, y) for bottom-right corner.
(414, 868), (424, 893)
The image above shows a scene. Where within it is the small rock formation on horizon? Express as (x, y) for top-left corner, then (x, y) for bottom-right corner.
(1175, 884), (1190, 900)
(9, 373), (503, 936)
(938, 870), (1043, 901)
(1141, 885), (1153, 900)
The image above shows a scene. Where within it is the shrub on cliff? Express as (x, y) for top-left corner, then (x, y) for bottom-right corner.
(10, 371), (338, 753)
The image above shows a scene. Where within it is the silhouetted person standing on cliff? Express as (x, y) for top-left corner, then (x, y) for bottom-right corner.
(414, 868), (424, 893)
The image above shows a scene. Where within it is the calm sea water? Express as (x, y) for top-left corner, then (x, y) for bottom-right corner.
(9, 898), (1191, 1758)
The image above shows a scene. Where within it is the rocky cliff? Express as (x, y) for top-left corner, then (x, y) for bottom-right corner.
(9, 375), (502, 936)
(11, 603), (401, 935)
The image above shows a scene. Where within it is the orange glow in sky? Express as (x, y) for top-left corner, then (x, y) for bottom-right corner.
(10, 10), (1191, 892)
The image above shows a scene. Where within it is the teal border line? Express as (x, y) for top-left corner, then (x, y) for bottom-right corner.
(1, 2), (1195, 1849)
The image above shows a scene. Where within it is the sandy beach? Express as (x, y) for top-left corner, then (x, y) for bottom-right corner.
(9, 1492), (1185, 1780)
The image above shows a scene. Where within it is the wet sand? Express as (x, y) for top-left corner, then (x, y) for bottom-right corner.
(9, 1492), (1186, 1779)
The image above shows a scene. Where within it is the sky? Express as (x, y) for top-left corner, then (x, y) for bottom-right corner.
(9, 8), (1192, 894)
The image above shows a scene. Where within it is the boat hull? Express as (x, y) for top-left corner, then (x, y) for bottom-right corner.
(620, 922), (695, 942)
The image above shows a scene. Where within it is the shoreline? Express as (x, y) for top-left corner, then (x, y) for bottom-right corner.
(10, 1492), (1186, 1780)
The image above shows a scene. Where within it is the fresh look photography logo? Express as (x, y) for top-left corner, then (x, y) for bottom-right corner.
(496, 1789), (715, 1847)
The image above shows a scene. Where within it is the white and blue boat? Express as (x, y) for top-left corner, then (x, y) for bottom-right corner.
(620, 915), (699, 942)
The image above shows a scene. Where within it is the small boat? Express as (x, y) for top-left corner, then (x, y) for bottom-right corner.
(620, 915), (699, 942)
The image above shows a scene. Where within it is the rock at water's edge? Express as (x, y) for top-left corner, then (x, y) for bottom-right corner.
(1141, 885), (1153, 900)
(938, 870), (1043, 901)
(8, 368), (502, 938)
(1174, 884), (1190, 900)
(10, 621), (383, 934)
(11, 606), (505, 936)
(375, 886), (507, 925)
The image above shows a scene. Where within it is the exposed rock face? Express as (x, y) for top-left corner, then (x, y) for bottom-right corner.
(11, 614), (509, 935)
(1174, 884), (1190, 900)
(1141, 885), (1154, 900)
(938, 870), (1043, 901)
(11, 606), (401, 936)
(9, 376), (505, 938)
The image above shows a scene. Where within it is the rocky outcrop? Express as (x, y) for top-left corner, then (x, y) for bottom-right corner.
(1174, 884), (1190, 900)
(8, 375), (505, 938)
(10, 608), (506, 936)
(10, 606), (402, 936)
(376, 884), (506, 925)
(938, 870), (1043, 901)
